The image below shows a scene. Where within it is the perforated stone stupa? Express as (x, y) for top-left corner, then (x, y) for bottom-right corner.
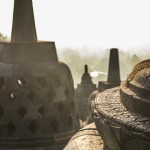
(0, 0), (79, 149)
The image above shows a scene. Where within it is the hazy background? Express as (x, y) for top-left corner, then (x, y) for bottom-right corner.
(0, 0), (150, 87)
(58, 47), (149, 87)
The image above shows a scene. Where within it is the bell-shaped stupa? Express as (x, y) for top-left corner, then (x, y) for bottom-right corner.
(0, 0), (80, 149)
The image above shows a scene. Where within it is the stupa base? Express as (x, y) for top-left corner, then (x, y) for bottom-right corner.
(0, 129), (78, 150)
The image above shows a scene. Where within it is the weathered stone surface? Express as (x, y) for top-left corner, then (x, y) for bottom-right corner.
(121, 59), (150, 117)
(64, 123), (103, 150)
(92, 59), (150, 150)
(0, 0), (80, 149)
(93, 87), (150, 136)
(94, 114), (150, 150)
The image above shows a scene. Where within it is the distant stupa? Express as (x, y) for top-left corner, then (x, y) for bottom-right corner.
(74, 65), (96, 123)
(98, 48), (121, 91)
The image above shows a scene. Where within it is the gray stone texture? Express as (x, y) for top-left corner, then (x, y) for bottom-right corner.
(66, 59), (150, 150)
(64, 123), (103, 150)
(0, 0), (80, 149)
(92, 59), (150, 150)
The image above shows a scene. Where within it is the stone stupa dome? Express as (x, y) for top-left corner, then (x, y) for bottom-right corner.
(120, 59), (150, 117)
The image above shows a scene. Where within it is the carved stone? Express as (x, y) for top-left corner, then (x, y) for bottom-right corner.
(65, 59), (150, 150)
(0, 0), (80, 149)
(64, 123), (103, 150)
(92, 59), (150, 150)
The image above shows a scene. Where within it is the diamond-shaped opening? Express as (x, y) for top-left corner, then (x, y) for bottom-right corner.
(6, 122), (16, 136)
(38, 106), (47, 116)
(0, 105), (4, 119)
(28, 120), (40, 134)
(8, 92), (16, 102)
(0, 77), (5, 89)
(58, 102), (65, 113)
(68, 116), (73, 128)
(17, 78), (26, 86)
(51, 119), (59, 132)
(27, 92), (35, 103)
(17, 106), (27, 118)
(37, 77), (46, 87)
(47, 90), (55, 103)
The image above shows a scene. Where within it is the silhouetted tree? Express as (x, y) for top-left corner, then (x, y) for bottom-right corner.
(0, 33), (7, 41)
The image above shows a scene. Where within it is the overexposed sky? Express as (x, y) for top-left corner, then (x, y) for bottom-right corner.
(0, 0), (150, 51)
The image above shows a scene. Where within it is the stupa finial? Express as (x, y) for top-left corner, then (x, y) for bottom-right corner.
(85, 64), (88, 74)
(11, 0), (37, 42)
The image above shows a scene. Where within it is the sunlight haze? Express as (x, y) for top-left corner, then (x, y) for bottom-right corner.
(0, 0), (150, 52)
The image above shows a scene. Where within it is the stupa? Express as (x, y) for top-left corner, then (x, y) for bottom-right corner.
(93, 59), (150, 150)
(65, 59), (150, 150)
(0, 0), (79, 149)
(98, 48), (120, 92)
(74, 65), (96, 123)
(87, 48), (121, 124)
